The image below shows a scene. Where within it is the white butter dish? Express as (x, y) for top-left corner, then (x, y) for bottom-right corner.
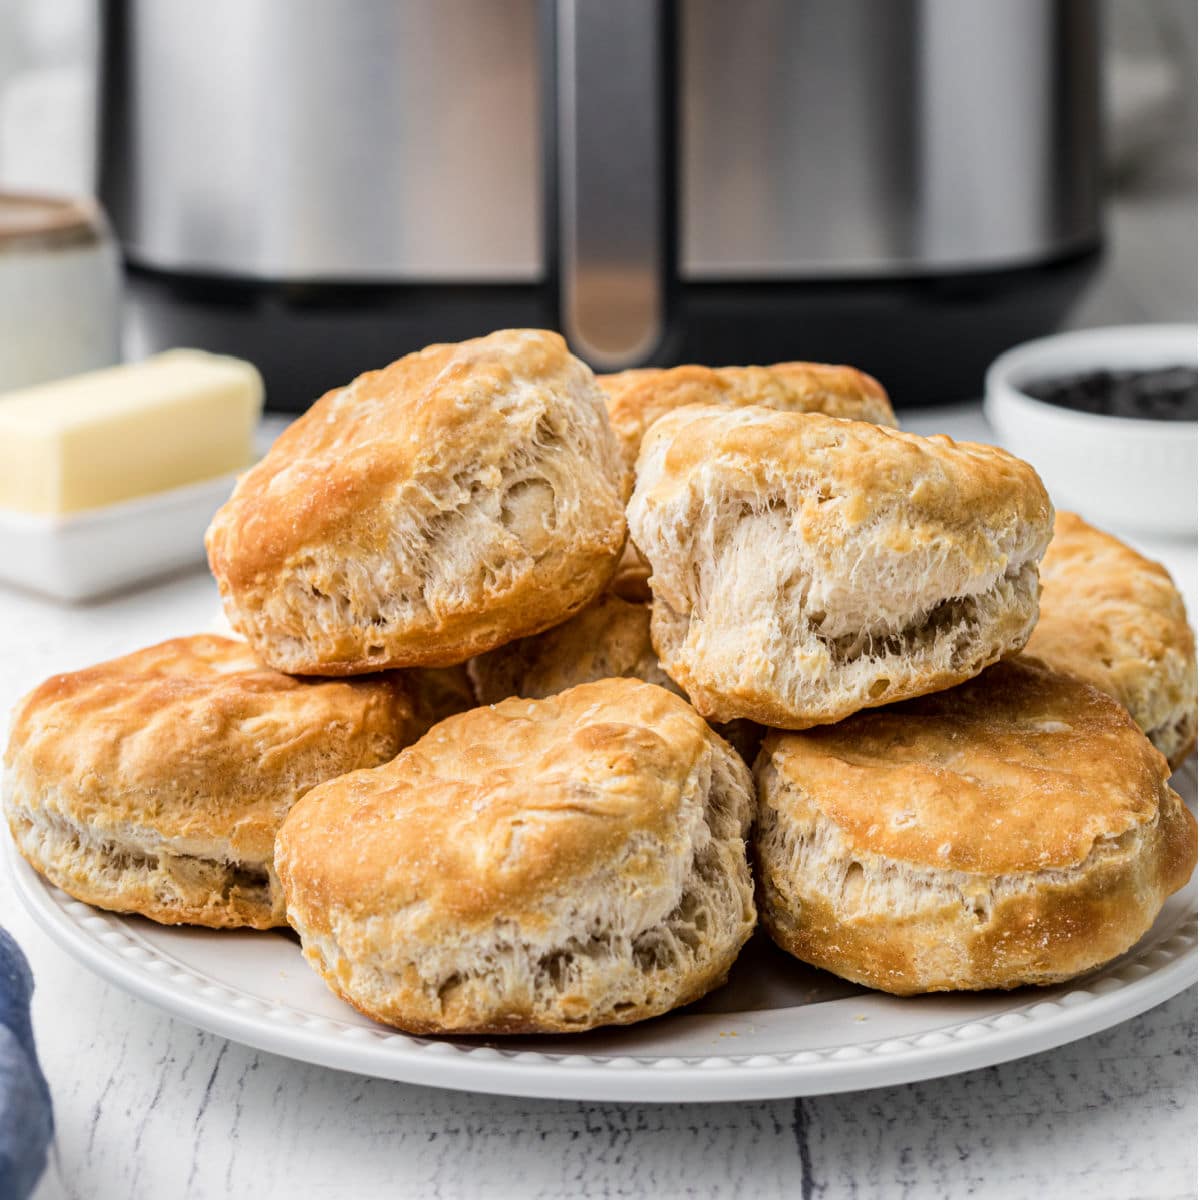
(0, 471), (238, 601)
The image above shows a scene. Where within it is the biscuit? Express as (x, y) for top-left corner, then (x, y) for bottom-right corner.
(598, 361), (896, 501)
(627, 405), (1053, 728)
(4, 636), (418, 928)
(276, 678), (757, 1033)
(755, 657), (1197, 994)
(600, 363), (896, 602)
(468, 593), (679, 704)
(1026, 512), (1197, 768)
(467, 593), (763, 763)
(207, 329), (626, 674)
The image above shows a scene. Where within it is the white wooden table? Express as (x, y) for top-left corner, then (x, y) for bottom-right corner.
(1, 400), (1194, 1199)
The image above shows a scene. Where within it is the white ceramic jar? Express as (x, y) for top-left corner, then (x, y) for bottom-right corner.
(0, 192), (121, 391)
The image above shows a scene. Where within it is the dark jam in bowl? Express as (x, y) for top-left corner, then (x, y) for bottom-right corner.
(1020, 365), (1197, 421)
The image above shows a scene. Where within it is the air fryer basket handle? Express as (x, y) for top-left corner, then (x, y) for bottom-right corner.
(552, 0), (674, 370)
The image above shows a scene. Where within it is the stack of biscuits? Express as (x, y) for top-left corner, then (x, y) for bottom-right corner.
(5, 329), (1196, 1031)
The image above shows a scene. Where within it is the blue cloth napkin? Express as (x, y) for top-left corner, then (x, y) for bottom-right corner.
(0, 929), (52, 1200)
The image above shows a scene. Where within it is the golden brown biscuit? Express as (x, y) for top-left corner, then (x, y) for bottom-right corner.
(1026, 512), (1197, 768)
(207, 329), (626, 675)
(598, 361), (896, 501)
(4, 635), (418, 928)
(467, 593), (763, 763)
(276, 678), (757, 1034)
(599, 362), (896, 600)
(755, 657), (1197, 994)
(467, 593), (678, 704)
(628, 405), (1053, 729)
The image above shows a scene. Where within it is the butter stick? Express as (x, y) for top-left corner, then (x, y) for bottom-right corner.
(0, 350), (263, 515)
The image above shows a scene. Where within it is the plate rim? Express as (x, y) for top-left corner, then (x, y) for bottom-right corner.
(11, 842), (1197, 1102)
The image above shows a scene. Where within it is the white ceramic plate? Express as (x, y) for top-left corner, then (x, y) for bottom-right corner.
(11, 766), (1197, 1103)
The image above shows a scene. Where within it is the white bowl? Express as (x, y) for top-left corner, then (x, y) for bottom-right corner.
(984, 324), (1197, 537)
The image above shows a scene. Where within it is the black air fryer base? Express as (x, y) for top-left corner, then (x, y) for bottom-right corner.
(676, 247), (1101, 406)
(123, 247), (1100, 412)
(123, 272), (555, 413)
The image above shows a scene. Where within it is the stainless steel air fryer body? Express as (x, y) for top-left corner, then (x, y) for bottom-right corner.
(100, 0), (1103, 407)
